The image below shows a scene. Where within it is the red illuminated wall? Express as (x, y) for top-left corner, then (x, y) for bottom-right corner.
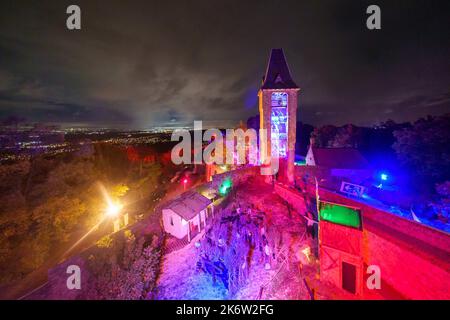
(275, 183), (450, 299)
(319, 220), (364, 295)
(319, 188), (450, 299)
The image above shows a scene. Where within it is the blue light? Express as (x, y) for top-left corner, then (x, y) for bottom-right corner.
(380, 173), (388, 181)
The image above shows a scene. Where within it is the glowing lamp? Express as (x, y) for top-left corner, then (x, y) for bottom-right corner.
(218, 178), (233, 196)
(182, 178), (188, 190)
(301, 247), (312, 262)
(380, 173), (388, 181)
(106, 203), (123, 217)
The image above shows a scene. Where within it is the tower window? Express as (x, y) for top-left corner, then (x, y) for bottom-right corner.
(271, 92), (288, 107)
(271, 92), (288, 157)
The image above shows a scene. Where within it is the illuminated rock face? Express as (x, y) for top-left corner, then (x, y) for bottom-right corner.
(259, 48), (299, 183)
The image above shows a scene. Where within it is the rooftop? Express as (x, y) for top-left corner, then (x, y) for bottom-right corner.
(311, 147), (369, 170)
(164, 190), (212, 220)
(261, 48), (299, 90)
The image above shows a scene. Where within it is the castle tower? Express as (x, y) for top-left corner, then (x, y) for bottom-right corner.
(258, 48), (299, 183)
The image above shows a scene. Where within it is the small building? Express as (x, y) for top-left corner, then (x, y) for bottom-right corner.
(162, 191), (214, 242)
(318, 201), (364, 296)
(305, 146), (372, 181)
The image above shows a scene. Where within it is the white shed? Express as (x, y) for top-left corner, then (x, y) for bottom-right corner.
(162, 191), (213, 242)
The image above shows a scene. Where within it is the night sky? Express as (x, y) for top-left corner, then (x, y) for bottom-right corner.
(0, 0), (449, 129)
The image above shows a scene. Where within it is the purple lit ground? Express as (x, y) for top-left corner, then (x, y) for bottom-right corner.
(154, 178), (350, 300)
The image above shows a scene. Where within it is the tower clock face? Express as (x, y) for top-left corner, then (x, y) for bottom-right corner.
(271, 92), (288, 157)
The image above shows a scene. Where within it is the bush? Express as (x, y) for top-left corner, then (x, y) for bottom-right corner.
(83, 230), (162, 299)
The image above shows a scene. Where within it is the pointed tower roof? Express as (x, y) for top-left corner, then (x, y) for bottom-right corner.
(261, 48), (299, 90)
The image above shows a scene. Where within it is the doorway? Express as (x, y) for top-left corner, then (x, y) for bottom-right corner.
(342, 261), (357, 294)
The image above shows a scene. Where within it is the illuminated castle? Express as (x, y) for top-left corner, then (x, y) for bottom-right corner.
(259, 48), (299, 183)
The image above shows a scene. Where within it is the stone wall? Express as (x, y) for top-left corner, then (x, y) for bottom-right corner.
(320, 188), (450, 299)
(274, 183), (307, 214)
(205, 165), (259, 191)
(273, 182), (450, 299)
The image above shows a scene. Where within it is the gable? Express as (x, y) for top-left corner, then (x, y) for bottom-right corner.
(261, 48), (299, 90)
(164, 191), (212, 221)
(305, 145), (316, 166)
(311, 148), (369, 170)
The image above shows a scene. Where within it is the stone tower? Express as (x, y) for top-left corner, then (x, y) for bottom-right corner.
(258, 48), (299, 183)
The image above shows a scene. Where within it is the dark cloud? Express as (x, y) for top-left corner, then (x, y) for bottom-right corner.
(0, 0), (449, 128)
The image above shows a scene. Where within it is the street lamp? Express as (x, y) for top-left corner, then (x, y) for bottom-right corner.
(106, 202), (123, 218)
(106, 202), (123, 233)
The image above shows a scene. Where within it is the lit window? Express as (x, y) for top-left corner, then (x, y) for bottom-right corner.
(271, 92), (288, 157)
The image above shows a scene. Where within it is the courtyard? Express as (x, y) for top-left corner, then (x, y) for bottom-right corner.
(155, 177), (332, 300)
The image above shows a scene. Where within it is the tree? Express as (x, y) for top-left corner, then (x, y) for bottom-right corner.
(130, 163), (162, 200)
(393, 114), (450, 188)
(84, 230), (162, 299)
(328, 124), (362, 148)
(110, 184), (129, 199)
(310, 125), (337, 147)
(51, 197), (87, 242)
(310, 124), (363, 148)
(0, 141), (167, 286)
(19, 232), (51, 272)
(296, 122), (314, 155)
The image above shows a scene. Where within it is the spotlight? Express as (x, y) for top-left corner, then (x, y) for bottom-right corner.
(106, 203), (122, 217)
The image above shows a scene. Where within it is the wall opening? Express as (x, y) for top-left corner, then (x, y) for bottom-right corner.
(342, 261), (357, 294)
(271, 92), (288, 158)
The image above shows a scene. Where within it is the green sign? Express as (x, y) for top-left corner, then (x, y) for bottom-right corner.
(319, 202), (362, 229)
(218, 178), (232, 196)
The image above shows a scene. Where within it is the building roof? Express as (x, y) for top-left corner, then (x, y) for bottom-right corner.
(311, 147), (369, 170)
(164, 190), (212, 221)
(261, 48), (299, 90)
